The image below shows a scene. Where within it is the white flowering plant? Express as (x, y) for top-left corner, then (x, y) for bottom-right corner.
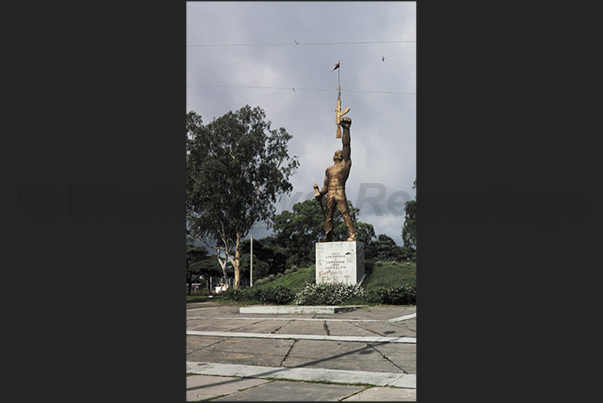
(293, 282), (368, 305)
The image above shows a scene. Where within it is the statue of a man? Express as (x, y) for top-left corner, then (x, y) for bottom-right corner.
(314, 116), (356, 242)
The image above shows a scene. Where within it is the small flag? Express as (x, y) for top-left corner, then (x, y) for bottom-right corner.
(333, 61), (340, 71)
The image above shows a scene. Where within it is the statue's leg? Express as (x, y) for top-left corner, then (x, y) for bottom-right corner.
(325, 194), (336, 241)
(337, 193), (356, 241)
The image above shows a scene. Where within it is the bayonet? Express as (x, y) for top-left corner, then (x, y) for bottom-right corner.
(335, 86), (350, 138)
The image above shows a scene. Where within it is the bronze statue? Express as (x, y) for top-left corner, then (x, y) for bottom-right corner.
(314, 116), (356, 242)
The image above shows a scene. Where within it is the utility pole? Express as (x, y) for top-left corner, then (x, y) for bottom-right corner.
(250, 233), (253, 287)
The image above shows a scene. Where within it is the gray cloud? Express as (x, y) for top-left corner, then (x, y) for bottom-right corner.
(187, 1), (416, 246)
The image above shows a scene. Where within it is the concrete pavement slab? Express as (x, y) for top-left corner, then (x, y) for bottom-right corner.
(186, 375), (270, 401)
(188, 316), (389, 323)
(211, 379), (365, 401)
(370, 343), (416, 374)
(239, 305), (366, 314)
(233, 312), (320, 320)
(186, 361), (416, 388)
(389, 359), (415, 374)
(187, 348), (287, 368)
(342, 386), (416, 401)
(371, 342), (416, 358)
(283, 339), (375, 359)
(313, 306), (415, 321)
(281, 356), (404, 373)
(187, 318), (253, 330)
(187, 320), (262, 332)
(186, 306), (241, 319)
(274, 320), (328, 335)
(353, 321), (417, 337)
(187, 335), (223, 351)
(281, 340), (405, 373)
(187, 330), (416, 343)
(200, 337), (295, 354)
(189, 337), (294, 366)
(387, 374), (417, 389)
(186, 304), (416, 398)
(387, 321), (416, 336)
(229, 320), (293, 334)
(322, 320), (379, 336)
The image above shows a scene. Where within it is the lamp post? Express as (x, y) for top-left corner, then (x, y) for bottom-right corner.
(250, 233), (253, 287)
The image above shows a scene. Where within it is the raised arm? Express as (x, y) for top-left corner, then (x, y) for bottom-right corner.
(340, 117), (351, 163)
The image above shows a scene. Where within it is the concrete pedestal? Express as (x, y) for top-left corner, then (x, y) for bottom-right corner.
(315, 241), (365, 285)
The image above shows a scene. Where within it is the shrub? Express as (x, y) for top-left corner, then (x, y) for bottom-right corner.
(224, 285), (294, 305)
(293, 282), (367, 305)
(262, 285), (294, 304)
(367, 283), (416, 305)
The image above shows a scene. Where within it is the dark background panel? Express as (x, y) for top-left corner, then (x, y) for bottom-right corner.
(5, 2), (599, 402)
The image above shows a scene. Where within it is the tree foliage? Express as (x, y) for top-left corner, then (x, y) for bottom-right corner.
(186, 106), (299, 289)
(401, 179), (416, 261)
(186, 241), (221, 294)
(239, 236), (287, 281)
(272, 198), (375, 267)
(372, 234), (404, 261)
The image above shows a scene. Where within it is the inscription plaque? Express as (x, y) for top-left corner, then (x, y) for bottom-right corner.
(316, 241), (364, 285)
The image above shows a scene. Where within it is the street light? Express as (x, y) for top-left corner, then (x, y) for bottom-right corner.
(250, 233), (253, 287)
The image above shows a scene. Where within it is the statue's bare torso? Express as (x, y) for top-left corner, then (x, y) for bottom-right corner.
(314, 117), (356, 241)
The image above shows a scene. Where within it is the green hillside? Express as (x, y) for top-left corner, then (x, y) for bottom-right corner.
(223, 260), (416, 305)
(363, 260), (416, 289)
(252, 266), (315, 294)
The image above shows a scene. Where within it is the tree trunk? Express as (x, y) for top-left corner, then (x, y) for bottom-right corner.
(217, 254), (227, 281)
(234, 232), (241, 290)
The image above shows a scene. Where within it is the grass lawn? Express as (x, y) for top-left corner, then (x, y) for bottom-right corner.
(363, 260), (416, 290)
(186, 294), (224, 303)
(188, 260), (416, 306)
(252, 266), (315, 295)
(251, 260), (416, 294)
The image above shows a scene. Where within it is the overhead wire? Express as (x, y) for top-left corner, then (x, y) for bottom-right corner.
(187, 40), (415, 47)
(186, 84), (415, 95)
(187, 40), (415, 94)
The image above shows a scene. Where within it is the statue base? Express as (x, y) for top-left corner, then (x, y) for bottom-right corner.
(315, 241), (365, 285)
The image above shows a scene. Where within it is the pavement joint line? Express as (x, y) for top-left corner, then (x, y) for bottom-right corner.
(341, 386), (372, 400)
(186, 361), (416, 389)
(350, 321), (386, 337)
(368, 342), (407, 374)
(186, 316), (413, 323)
(186, 330), (416, 343)
(270, 319), (291, 334)
(278, 339), (296, 367)
(229, 320), (265, 332)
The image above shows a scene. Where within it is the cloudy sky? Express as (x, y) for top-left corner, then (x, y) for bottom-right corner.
(187, 1), (416, 246)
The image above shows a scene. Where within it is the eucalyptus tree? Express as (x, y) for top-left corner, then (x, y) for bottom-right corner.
(186, 106), (299, 289)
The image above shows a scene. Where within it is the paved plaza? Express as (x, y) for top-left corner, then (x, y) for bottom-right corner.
(186, 302), (416, 401)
